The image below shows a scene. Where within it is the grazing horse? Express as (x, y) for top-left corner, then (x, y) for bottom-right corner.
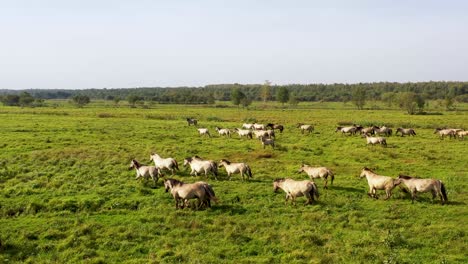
(396, 174), (447, 204)
(186, 118), (198, 126)
(149, 153), (179, 175)
(298, 164), (334, 188)
(297, 123), (314, 134)
(259, 136), (275, 149)
(164, 178), (217, 209)
(374, 126), (392, 136)
(335, 125), (361, 135)
(364, 135), (387, 147)
(197, 128), (211, 137)
(234, 128), (253, 139)
(253, 123), (265, 130)
(215, 127), (231, 137)
(253, 130), (269, 139)
(434, 128), (456, 139)
(266, 123), (284, 133)
(242, 123), (254, 129)
(183, 156), (218, 180)
(129, 159), (161, 183)
(359, 168), (400, 199)
(273, 178), (319, 206)
(395, 128), (416, 137)
(218, 159), (252, 181)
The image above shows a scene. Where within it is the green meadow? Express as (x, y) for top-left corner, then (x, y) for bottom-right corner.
(0, 101), (467, 263)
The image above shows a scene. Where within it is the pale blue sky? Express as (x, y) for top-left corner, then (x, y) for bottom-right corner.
(1, 0), (467, 89)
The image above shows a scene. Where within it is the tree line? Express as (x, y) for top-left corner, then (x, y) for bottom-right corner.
(1, 81), (467, 113)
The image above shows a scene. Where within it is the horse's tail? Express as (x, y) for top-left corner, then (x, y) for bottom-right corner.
(309, 182), (319, 200)
(412, 130), (416, 136)
(211, 162), (218, 177)
(246, 165), (253, 178)
(204, 184), (218, 203)
(328, 169), (335, 185)
(173, 159), (179, 171)
(440, 181), (448, 203)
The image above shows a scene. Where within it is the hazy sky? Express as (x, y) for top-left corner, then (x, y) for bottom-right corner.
(1, 0), (467, 89)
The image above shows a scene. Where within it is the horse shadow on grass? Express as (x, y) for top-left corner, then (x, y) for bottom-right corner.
(211, 204), (247, 215)
(328, 185), (362, 194)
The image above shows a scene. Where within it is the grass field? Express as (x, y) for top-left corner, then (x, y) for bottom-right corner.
(0, 101), (467, 263)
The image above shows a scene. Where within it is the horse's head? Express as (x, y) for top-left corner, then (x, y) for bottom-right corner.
(129, 159), (137, 170)
(297, 164), (306, 173)
(164, 179), (172, 192)
(273, 178), (284, 192)
(433, 128), (441, 133)
(335, 126), (342, 132)
(296, 123), (304, 128)
(359, 168), (370, 178)
(183, 158), (191, 167)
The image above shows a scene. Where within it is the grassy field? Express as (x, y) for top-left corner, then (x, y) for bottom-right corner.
(0, 101), (467, 263)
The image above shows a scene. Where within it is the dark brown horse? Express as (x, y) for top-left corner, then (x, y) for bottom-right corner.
(266, 123), (284, 133)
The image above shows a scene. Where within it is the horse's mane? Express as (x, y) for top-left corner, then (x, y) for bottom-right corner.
(398, 174), (421, 179)
(273, 178), (285, 182)
(184, 157), (192, 162)
(131, 159), (141, 167)
(220, 159), (231, 164)
(167, 178), (183, 186)
(363, 167), (375, 173)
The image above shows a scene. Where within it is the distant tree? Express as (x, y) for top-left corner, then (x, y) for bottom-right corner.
(276, 87), (290, 105)
(398, 92), (425, 114)
(288, 93), (298, 106)
(444, 95), (455, 110)
(231, 89), (246, 107)
(72, 95), (90, 107)
(207, 93), (215, 104)
(19, 92), (35, 107)
(240, 97), (252, 108)
(0, 95), (20, 106)
(261, 80), (272, 103)
(113, 97), (121, 106)
(352, 87), (366, 110)
(381, 92), (396, 107)
(127, 95), (142, 107)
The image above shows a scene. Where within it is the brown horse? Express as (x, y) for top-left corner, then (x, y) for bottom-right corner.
(266, 123), (284, 133)
(164, 178), (218, 209)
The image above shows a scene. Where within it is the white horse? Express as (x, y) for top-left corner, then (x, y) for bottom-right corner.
(218, 159), (252, 181)
(242, 123), (254, 129)
(183, 156), (218, 180)
(457, 130), (468, 140)
(374, 126), (393, 136)
(336, 125), (361, 135)
(253, 123), (265, 130)
(215, 127), (231, 137)
(149, 152), (179, 175)
(395, 128), (416, 137)
(396, 174), (448, 204)
(253, 130), (269, 139)
(234, 128), (253, 139)
(129, 159), (161, 183)
(260, 136), (275, 149)
(364, 135), (387, 147)
(164, 178), (217, 209)
(273, 178), (319, 206)
(298, 164), (334, 188)
(297, 123), (314, 134)
(197, 128), (211, 137)
(359, 168), (400, 199)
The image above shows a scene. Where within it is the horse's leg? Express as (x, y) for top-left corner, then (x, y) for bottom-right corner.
(323, 177), (328, 189)
(411, 189), (417, 203)
(384, 188), (392, 200)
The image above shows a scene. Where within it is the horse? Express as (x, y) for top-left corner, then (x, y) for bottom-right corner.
(197, 128), (211, 137)
(298, 164), (334, 189)
(149, 152), (179, 175)
(396, 174), (447, 204)
(374, 126), (393, 136)
(164, 178), (217, 209)
(297, 123), (314, 134)
(266, 123), (284, 133)
(183, 156), (218, 180)
(335, 125), (361, 135)
(186, 118), (197, 126)
(456, 130), (468, 140)
(253, 123), (265, 130)
(253, 130), (269, 139)
(218, 159), (252, 181)
(395, 128), (416, 137)
(434, 128), (456, 139)
(273, 178), (319, 206)
(215, 127), (231, 137)
(359, 167), (400, 199)
(260, 136), (275, 149)
(234, 128), (253, 139)
(242, 123), (254, 129)
(129, 159), (161, 183)
(364, 135), (387, 147)
(361, 126), (377, 136)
